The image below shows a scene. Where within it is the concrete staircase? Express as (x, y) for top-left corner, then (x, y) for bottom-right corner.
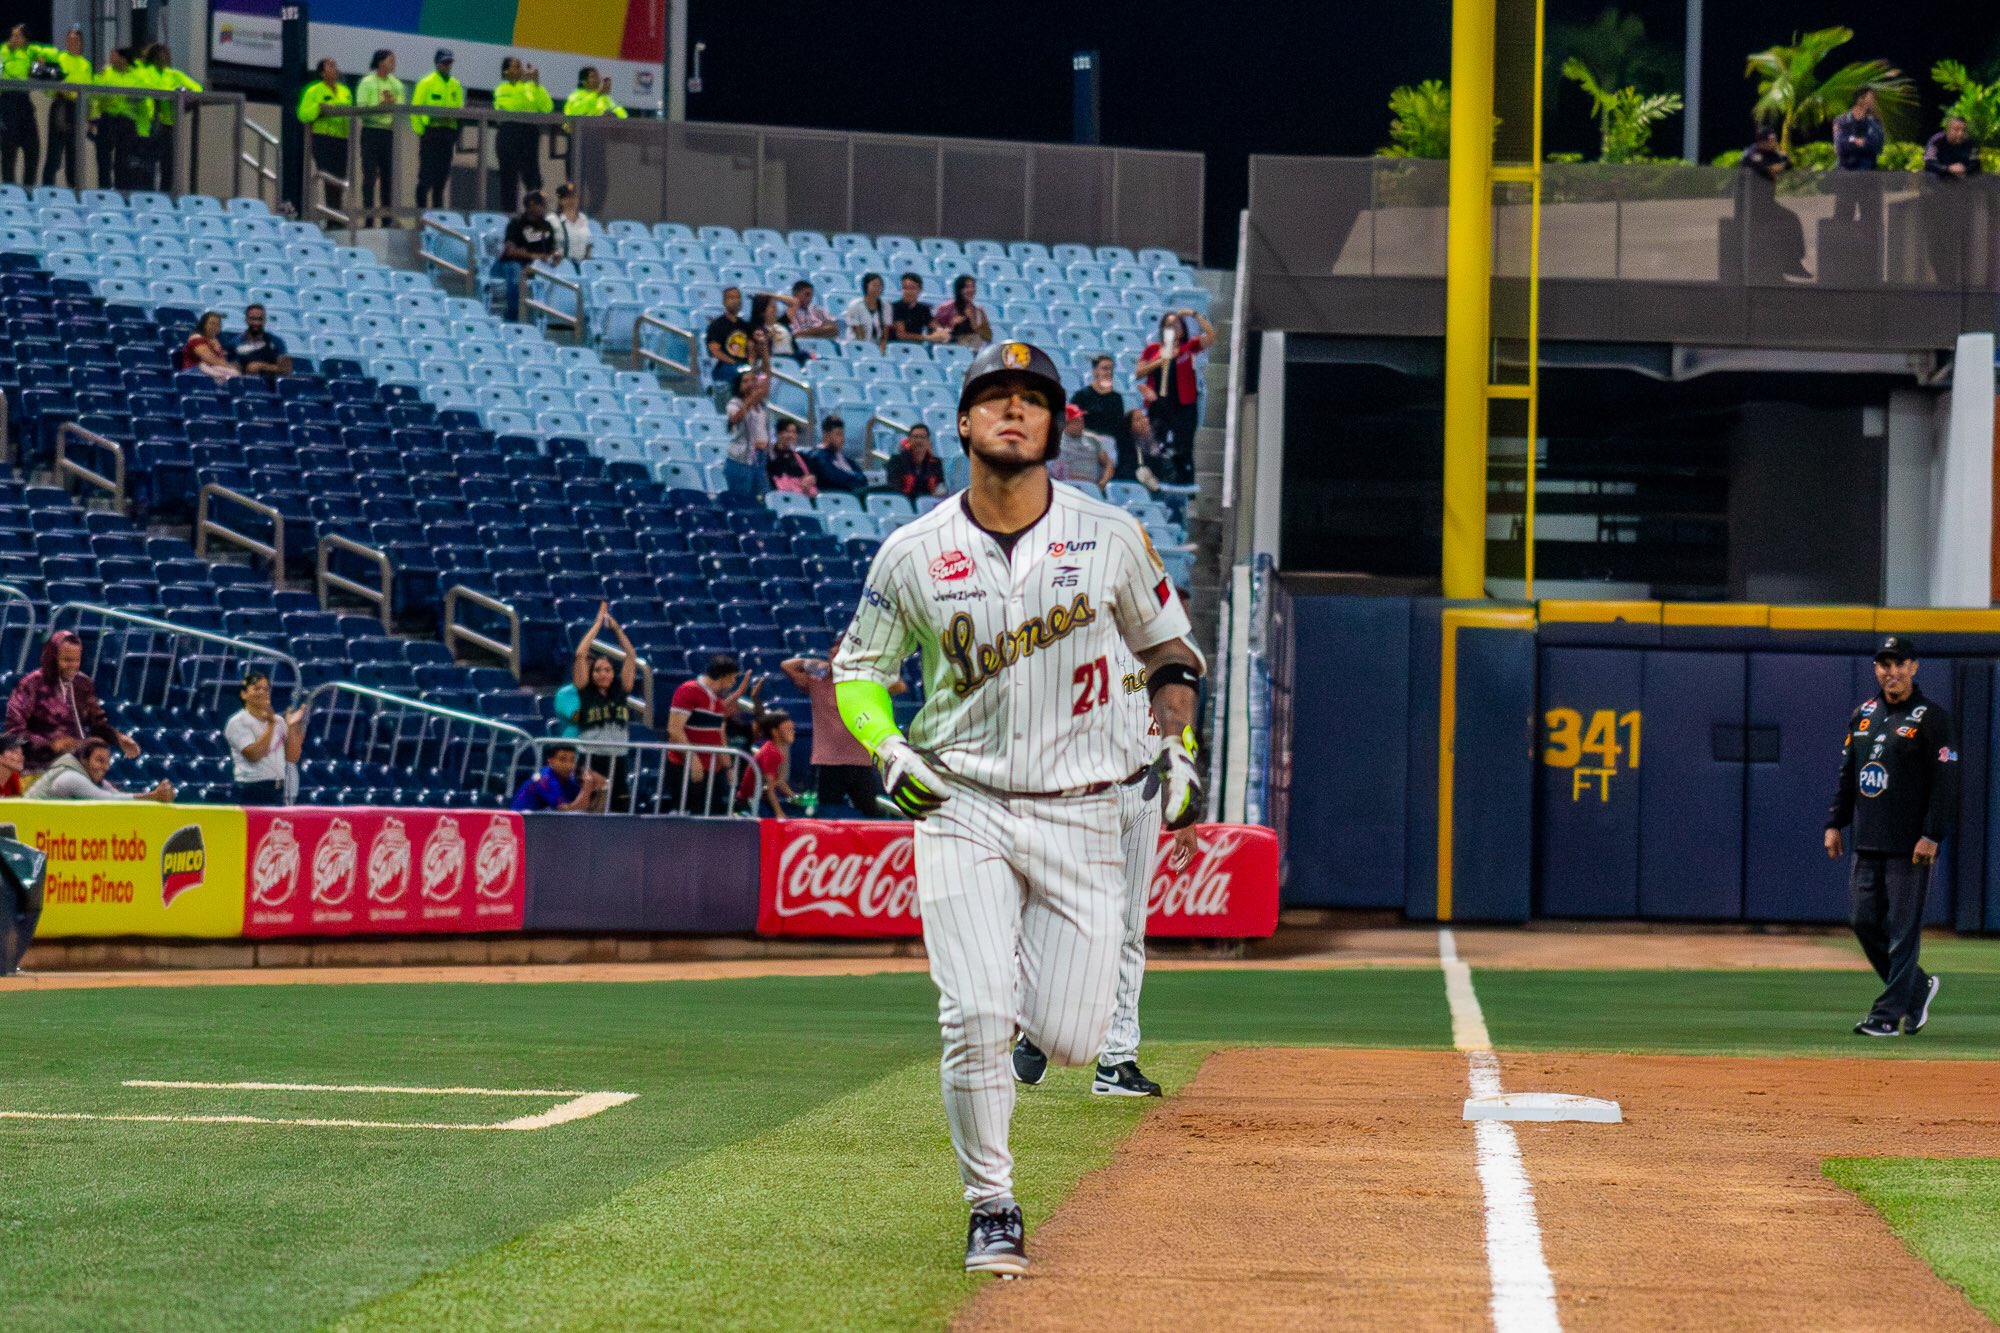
(1187, 267), (1236, 667)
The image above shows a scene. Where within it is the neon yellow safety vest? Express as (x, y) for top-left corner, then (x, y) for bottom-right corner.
(410, 71), (464, 136)
(298, 79), (353, 138)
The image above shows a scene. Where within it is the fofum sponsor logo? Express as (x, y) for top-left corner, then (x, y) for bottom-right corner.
(250, 818), (301, 908)
(473, 817), (520, 902)
(773, 829), (920, 921)
(1145, 830), (1245, 920)
(929, 550), (974, 582)
(420, 816), (467, 902)
(365, 817), (412, 906)
(159, 825), (207, 907)
(310, 819), (359, 908)
(1047, 540), (1096, 557)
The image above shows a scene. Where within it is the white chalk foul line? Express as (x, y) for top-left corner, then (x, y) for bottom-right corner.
(1440, 929), (1562, 1333)
(0, 1082), (638, 1132)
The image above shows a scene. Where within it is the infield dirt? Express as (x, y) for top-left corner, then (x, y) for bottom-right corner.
(958, 1049), (1997, 1332)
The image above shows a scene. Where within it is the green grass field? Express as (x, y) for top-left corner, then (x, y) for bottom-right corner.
(3, 957), (1998, 1329)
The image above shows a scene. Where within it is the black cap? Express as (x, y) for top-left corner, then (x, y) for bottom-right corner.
(434, 48), (455, 65)
(1874, 635), (1917, 662)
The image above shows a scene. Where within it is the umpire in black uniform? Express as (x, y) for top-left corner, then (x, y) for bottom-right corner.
(1824, 636), (1957, 1037)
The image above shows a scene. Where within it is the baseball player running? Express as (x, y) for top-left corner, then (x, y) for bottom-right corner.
(834, 340), (1205, 1277)
(1012, 645), (1198, 1097)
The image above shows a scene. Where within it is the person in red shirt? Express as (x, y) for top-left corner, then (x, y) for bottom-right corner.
(177, 310), (241, 383)
(668, 653), (748, 815)
(1135, 307), (1214, 484)
(0, 733), (24, 797)
(738, 710), (798, 817)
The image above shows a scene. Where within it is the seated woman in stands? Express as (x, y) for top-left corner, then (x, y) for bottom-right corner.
(177, 311), (241, 382)
(765, 419), (818, 498)
(933, 275), (992, 347)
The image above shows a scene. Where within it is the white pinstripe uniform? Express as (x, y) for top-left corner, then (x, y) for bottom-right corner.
(834, 481), (1195, 1205)
(1103, 648), (1162, 1068)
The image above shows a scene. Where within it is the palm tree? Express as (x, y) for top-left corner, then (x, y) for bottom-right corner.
(1745, 27), (1915, 154)
(1934, 60), (2000, 145)
(1561, 58), (1684, 163)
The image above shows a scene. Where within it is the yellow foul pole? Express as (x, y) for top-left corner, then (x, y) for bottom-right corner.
(1440, 0), (1496, 600)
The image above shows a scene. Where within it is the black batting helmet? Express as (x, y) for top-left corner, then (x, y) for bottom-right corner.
(957, 339), (1066, 458)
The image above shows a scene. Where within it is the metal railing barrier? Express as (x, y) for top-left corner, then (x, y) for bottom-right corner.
(524, 262), (585, 342)
(420, 214), (478, 297)
(304, 680), (536, 803)
(318, 534), (394, 632)
(634, 311), (697, 383)
(0, 582), (38, 674)
(49, 602), (302, 717)
(443, 585), (523, 680)
(310, 166), (353, 230)
(54, 422), (126, 508)
(507, 736), (762, 817)
(239, 118), (281, 207)
(197, 484), (287, 588)
(863, 411), (918, 465)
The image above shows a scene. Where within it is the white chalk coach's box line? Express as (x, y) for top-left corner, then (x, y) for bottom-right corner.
(0, 1080), (638, 1132)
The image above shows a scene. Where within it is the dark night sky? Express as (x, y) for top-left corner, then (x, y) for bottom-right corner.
(686, 2), (2000, 266)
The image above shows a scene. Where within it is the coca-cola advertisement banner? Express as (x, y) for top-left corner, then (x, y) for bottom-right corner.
(242, 808), (527, 937)
(757, 820), (1278, 939)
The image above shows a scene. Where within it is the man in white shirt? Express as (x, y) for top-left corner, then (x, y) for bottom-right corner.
(224, 669), (307, 806)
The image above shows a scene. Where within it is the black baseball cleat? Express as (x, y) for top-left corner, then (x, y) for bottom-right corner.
(1854, 1018), (1900, 1038)
(1907, 975), (1942, 1034)
(1012, 1036), (1048, 1086)
(964, 1202), (1027, 1276)
(1091, 1060), (1163, 1097)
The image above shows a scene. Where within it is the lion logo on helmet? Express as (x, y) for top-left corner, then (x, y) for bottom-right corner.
(1001, 342), (1031, 369)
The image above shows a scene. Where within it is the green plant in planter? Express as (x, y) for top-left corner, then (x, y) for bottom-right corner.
(1378, 80), (1452, 159)
(1560, 58), (1684, 162)
(1745, 26), (1914, 154)
(1879, 140), (1925, 172)
(1933, 61), (2000, 145)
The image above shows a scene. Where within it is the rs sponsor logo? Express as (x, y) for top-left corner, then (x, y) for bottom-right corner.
(772, 830), (921, 920)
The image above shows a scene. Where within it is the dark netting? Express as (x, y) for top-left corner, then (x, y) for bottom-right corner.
(851, 139), (940, 237)
(940, 143), (1029, 241)
(756, 130), (852, 235)
(660, 123), (760, 230)
(1026, 144), (1111, 248)
(1111, 150), (1203, 262)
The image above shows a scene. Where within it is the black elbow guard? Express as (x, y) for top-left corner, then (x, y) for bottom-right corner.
(1145, 661), (1201, 700)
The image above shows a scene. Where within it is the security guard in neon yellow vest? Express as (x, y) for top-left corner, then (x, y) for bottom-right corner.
(90, 47), (153, 191)
(0, 25), (59, 184)
(298, 58), (353, 215)
(492, 56), (552, 213)
(411, 48), (464, 210)
(41, 27), (93, 188)
(562, 66), (627, 215)
(140, 43), (202, 193)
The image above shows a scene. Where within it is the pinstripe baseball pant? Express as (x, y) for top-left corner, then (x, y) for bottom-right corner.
(917, 784), (1125, 1204)
(1101, 777), (1161, 1066)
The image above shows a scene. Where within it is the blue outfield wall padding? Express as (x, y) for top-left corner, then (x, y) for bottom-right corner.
(523, 814), (762, 932)
(1636, 652), (1746, 919)
(1281, 594), (1412, 907)
(1536, 648), (1644, 917)
(1404, 598), (1444, 920)
(1953, 660), (1988, 932)
(1449, 623), (1535, 922)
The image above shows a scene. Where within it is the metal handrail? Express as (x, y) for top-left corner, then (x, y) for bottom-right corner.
(863, 411), (918, 464)
(0, 390), (12, 469)
(634, 311), (696, 381)
(54, 422), (125, 507)
(508, 737), (764, 817)
(304, 679), (536, 801)
(317, 534), (394, 632)
(444, 584), (523, 680)
(238, 120), (282, 207)
(420, 215), (478, 297)
(50, 602), (303, 720)
(196, 483), (286, 588)
(51, 602), (302, 675)
(577, 639), (656, 727)
(524, 262), (585, 342)
(0, 582), (39, 674)
(769, 363), (816, 436)
(310, 167), (353, 229)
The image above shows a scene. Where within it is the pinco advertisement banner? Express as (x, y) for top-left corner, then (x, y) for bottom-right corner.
(4, 802), (248, 938)
(242, 808), (526, 937)
(756, 820), (1279, 939)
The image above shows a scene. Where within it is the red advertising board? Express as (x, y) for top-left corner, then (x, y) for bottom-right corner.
(242, 808), (526, 937)
(757, 819), (1278, 939)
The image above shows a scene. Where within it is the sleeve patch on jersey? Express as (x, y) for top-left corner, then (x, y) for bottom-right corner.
(1154, 576), (1171, 607)
(1139, 525), (1166, 574)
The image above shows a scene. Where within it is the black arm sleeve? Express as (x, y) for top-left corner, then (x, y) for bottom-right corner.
(1921, 706), (1959, 842)
(1826, 715), (1858, 832)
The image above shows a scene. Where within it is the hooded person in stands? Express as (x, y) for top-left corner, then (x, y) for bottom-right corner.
(25, 738), (172, 801)
(5, 630), (141, 772)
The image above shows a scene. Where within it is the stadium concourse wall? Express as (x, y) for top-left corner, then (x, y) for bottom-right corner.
(1274, 593), (2000, 928)
(15, 804), (1280, 943)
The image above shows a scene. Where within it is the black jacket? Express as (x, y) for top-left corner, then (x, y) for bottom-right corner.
(1827, 688), (1958, 854)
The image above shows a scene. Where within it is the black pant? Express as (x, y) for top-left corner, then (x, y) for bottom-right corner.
(672, 757), (736, 816)
(360, 126), (393, 219)
(1148, 397), (1199, 483)
(0, 92), (38, 185)
(234, 779), (286, 807)
(150, 121), (176, 192)
(311, 134), (347, 214)
(495, 124), (540, 213)
(814, 762), (883, 817)
(1849, 852), (1933, 1026)
(42, 97), (76, 187)
(416, 127), (457, 209)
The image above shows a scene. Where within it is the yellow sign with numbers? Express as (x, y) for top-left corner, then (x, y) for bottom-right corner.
(1542, 708), (1642, 801)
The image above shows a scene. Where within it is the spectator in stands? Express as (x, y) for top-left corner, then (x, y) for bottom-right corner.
(933, 275), (993, 347)
(1829, 88), (1884, 224)
(1129, 407), (1167, 490)
(229, 304), (291, 379)
(1137, 308), (1214, 484)
(550, 181), (592, 261)
(1071, 355), (1133, 477)
(891, 272), (946, 344)
(1924, 116), (1981, 179)
(138, 43), (201, 193)
(1735, 124), (1808, 281)
(178, 312), (241, 382)
(843, 272), (890, 348)
(572, 602), (637, 808)
(1051, 404), (1116, 488)
(553, 677), (581, 737)
(493, 56), (552, 213)
(0, 26), (55, 185)
(0, 733), (25, 797)
(884, 424), (946, 499)
(355, 49), (402, 227)
(224, 669), (307, 807)
(25, 739), (172, 801)
(40, 27), (91, 190)
(789, 280), (839, 342)
(1922, 117), (1982, 284)
(806, 415), (868, 494)
(562, 67), (626, 215)
(90, 47), (150, 191)
(751, 291), (805, 366)
(411, 49), (464, 210)
(494, 188), (555, 320)
(782, 638), (901, 816)
(669, 653), (748, 815)
(511, 741), (607, 812)
(706, 285), (754, 396)
(736, 710), (799, 817)
(725, 368), (773, 497)
(6, 632), (139, 774)
(767, 419), (818, 497)
(297, 57), (354, 215)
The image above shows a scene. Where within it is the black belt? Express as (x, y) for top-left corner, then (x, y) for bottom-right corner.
(957, 766), (1149, 800)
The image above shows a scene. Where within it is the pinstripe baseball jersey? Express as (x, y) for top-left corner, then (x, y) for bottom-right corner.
(834, 482), (1196, 792)
(1110, 645), (1160, 775)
